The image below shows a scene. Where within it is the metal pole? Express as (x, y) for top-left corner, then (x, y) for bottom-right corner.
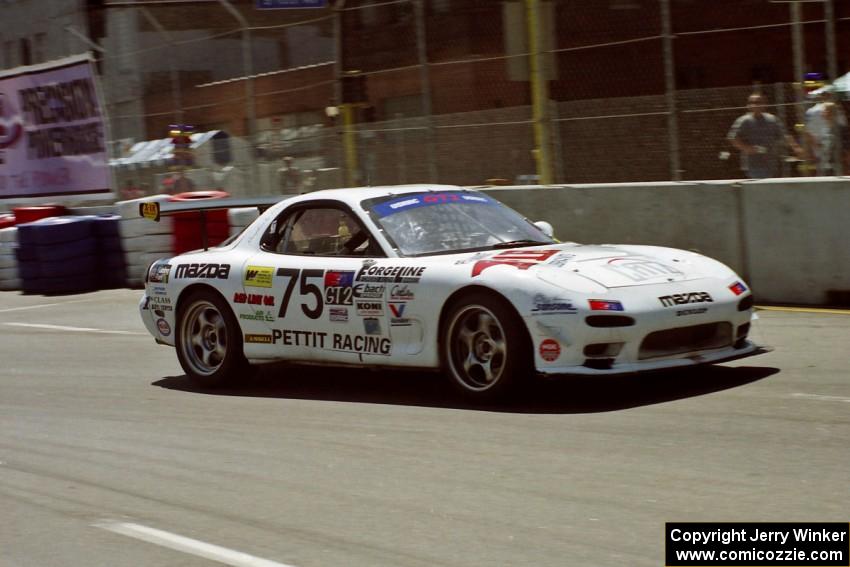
(413, 0), (438, 182)
(217, 0), (258, 192)
(790, 3), (805, 127)
(139, 8), (183, 125)
(824, 0), (842, 174)
(341, 103), (359, 186)
(661, 0), (680, 181)
(525, 0), (553, 185)
(333, 1), (345, 179)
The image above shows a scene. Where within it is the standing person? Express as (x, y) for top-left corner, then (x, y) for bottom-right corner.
(727, 93), (802, 179)
(806, 97), (848, 175)
(277, 156), (302, 194)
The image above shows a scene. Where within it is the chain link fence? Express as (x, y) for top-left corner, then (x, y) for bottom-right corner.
(75, 0), (850, 196)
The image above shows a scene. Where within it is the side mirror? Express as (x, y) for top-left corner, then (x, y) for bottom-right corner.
(534, 220), (554, 238)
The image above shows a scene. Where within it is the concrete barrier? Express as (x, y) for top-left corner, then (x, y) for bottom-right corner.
(484, 177), (850, 305)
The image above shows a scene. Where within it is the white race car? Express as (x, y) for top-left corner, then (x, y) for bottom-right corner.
(140, 185), (766, 400)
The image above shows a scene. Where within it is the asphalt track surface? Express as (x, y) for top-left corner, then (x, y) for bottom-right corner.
(0, 289), (847, 567)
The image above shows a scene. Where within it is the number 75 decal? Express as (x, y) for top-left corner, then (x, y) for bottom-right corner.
(276, 268), (324, 319)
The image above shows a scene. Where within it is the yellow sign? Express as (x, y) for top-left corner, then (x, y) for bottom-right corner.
(139, 201), (160, 222)
(244, 266), (275, 288)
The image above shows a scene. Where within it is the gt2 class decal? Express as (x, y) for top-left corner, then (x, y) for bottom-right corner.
(605, 258), (682, 282)
(270, 329), (391, 355)
(471, 249), (560, 277)
(324, 270), (355, 306)
(658, 292), (713, 307)
(244, 266), (274, 288)
(539, 339), (561, 362)
(356, 265), (426, 284)
(174, 263), (231, 279)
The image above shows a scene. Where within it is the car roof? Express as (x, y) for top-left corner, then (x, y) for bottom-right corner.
(285, 184), (472, 209)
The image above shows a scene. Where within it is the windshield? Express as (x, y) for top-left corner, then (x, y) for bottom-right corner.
(363, 191), (555, 256)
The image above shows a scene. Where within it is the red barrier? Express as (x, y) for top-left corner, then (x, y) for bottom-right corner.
(0, 214), (15, 229)
(12, 205), (66, 224)
(169, 191), (230, 254)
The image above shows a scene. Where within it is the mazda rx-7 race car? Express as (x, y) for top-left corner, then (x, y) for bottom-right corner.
(140, 184), (766, 399)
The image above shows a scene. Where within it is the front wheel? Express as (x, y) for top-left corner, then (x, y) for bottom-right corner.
(442, 293), (530, 400)
(176, 289), (250, 387)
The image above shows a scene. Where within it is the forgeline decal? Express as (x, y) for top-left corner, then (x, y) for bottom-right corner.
(389, 284), (414, 301)
(268, 329), (392, 355)
(539, 339), (561, 362)
(233, 292), (275, 306)
(148, 263), (171, 284)
(356, 265), (426, 284)
(530, 293), (577, 315)
(174, 263), (231, 279)
(245, 334), (273, 344)
(658, 292), (713, 307)
(353, 283), (384, 299)
(240, 310), (275, 322)
(243, 266), (274, 288)
(156, 318), (171, 337)
(471, 249), (560, 277)
(605, 257), (682, 282)
(329, 307), (349, 322)
(355, 301), (383, 316)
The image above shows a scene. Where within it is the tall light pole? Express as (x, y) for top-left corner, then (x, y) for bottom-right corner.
(217, 0), (258, 191)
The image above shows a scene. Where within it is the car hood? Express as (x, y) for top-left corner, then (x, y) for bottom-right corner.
(447, 243), (730, 289)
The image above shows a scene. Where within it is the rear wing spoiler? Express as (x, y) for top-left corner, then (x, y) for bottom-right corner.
(138, 195), (289, 222)
(139, 195), (292, 251)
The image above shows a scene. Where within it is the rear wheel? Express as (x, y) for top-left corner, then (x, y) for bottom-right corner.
(442, 293), (530, 400)
(176, 289), (250, 387)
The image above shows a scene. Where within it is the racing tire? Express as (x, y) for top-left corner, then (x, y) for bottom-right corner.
(175, 289), (251, 388)
(442, 292), (531, 401)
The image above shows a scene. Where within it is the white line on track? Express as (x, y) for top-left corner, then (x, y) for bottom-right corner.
(0, 298), (99, 314)
(791, 393), (850, 404)
(94, 521), (298, 567)
(1, 323), (146, 335)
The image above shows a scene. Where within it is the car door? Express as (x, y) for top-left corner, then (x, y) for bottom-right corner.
(239, 202), (391, 364)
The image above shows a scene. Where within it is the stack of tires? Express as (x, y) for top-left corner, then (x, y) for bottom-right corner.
(0, 226), (19, 291)
(89, 214), (128, 289)
(227, 207), (260, 238)
(116, 195), (174, 288)
(171, 191), (230, 254)
(17, 217), (98, 295)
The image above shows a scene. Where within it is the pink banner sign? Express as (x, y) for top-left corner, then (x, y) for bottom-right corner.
(0, 54), (110, 199)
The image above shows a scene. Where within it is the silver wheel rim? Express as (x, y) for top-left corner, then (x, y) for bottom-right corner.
(446, 304), (507, 391)
(180, 300), (228, 376)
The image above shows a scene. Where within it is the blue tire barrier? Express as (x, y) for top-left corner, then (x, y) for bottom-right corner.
(18, 259), (40, 280)
(34, 237), (97, 263)
(89, 214), (122, 238)
(17, 216), (94, 247)
(98, 237), (125, 254)
(103, 252), (127, 269)
(49, 255), (96, 278)
(15, 246), (37, 262)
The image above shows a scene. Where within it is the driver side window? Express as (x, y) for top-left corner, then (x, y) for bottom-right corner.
(264, 206), (381, 257)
